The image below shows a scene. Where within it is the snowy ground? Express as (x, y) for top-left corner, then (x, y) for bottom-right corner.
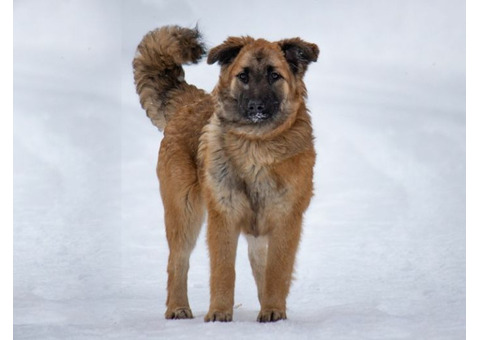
(13, 0), (465, 339)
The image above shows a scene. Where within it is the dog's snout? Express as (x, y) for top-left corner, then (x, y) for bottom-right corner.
(248, 100), (266, 114)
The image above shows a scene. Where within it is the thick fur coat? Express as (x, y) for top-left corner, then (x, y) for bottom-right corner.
(133, 26), (318, 322)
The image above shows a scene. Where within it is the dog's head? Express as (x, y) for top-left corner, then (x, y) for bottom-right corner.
(208, 36), (318, 137)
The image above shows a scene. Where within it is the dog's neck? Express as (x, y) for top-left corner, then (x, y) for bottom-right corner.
(218, 107), (313, 166)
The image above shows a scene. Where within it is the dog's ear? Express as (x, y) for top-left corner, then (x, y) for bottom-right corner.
(277, 38), (319, 76)
(207, 37), (253, 66)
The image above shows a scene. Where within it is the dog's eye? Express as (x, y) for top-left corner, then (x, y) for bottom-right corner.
(237, 72), (249, 84)
(269, 72), (282, 83)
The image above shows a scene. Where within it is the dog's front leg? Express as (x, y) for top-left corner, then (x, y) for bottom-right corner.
(204, 209), (240, 322)
(257, 212), (303, 322)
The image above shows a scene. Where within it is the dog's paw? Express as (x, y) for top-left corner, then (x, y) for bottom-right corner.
(204, 310), (233, 322)
(257, 309), (287, 323)
(165, 307), (193, 320)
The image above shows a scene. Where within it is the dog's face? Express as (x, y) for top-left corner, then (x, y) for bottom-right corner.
(208, 37), (319, 137)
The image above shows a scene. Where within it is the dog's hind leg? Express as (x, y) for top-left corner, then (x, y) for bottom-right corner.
(246, 235), (268, 305)
(158, 146), (204, 320)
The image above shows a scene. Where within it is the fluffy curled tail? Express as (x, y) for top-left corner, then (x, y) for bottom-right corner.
(132, 26), (206, 130)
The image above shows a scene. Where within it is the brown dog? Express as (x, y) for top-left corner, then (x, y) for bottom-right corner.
(133, 26), (318, 322)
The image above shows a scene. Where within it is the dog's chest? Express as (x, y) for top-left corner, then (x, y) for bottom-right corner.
(241, 164), (280, 208)
(204, 138), (289, 234)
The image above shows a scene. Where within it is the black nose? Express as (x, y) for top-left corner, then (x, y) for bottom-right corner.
(247, 100), (265, 114)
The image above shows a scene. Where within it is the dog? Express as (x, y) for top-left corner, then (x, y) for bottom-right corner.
(133, 26), (318, 322)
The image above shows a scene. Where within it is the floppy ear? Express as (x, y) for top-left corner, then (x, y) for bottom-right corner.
(207, 36), (253, 66)
(277, 38), (319, 76)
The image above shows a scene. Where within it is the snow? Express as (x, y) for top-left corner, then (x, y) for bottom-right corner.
(13, 0), (465, 339)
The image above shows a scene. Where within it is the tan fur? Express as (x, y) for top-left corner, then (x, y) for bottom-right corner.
(132, 26), (319, 322)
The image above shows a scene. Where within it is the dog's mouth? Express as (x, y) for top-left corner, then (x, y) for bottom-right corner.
(242, 100), (279, 124)
(247, 111), (271, 123)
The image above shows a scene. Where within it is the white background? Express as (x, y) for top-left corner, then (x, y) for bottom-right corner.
(13, 0), (466, 339)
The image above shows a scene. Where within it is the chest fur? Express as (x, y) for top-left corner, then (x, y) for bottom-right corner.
(208, 143), (285, 208)
(199, 113), (313, 234)
(201, 134), (290, 234)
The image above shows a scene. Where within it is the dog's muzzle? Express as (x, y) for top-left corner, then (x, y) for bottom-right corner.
(246, 99), (277, 123)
